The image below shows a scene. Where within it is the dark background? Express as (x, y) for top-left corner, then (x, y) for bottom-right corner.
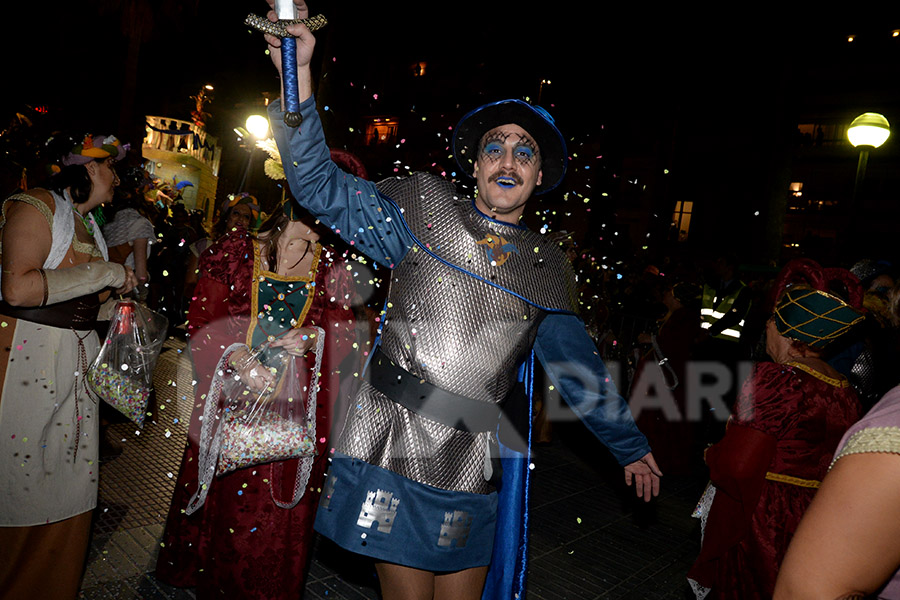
(3, 3), (899, 265)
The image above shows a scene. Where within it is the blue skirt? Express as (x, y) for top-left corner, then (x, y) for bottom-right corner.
(314, 452), (498, 571)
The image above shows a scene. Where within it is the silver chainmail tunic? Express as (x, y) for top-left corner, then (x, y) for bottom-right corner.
(336, 173), (577, 494)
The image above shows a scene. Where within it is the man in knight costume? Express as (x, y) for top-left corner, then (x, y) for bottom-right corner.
(259, 2), (661, 598)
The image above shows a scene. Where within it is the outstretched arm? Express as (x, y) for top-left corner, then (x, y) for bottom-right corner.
(534, 313), (662, 501)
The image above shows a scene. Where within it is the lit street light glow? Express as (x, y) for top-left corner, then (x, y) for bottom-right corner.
(848, 112), (891, 148)
(245, 114), (269, 139)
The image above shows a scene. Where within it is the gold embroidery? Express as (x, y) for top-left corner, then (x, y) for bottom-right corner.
(786, 361), (849, 388)
(830, 427), (900, 470)
(72, 239), (103, 258)
(0, 193), (54, 255)
(764, 471), (821, 488)
(245, 239), (321, 348)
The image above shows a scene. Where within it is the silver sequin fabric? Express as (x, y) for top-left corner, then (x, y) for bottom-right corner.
(336, 173), (576, 494)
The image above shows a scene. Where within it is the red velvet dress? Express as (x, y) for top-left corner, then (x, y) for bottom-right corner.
(155, 230), (356, 599)
(688, 361), (861, 599)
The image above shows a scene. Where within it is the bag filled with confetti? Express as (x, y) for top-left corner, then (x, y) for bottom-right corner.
(87, 300), (168, 427)
(186, 327), (325, 514)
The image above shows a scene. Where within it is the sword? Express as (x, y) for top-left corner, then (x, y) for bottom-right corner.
(244, 7), (328, 128)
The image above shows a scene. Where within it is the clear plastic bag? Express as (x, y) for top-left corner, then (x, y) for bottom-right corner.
(87, 300), (168, 427)
(187, 326), (325, 514)
(216, 346), (318, 475)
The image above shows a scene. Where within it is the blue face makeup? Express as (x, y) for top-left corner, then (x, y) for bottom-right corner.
(514, 145), (535, 162)
(479, 131), (540, 166)
(483, 142), (504, 158)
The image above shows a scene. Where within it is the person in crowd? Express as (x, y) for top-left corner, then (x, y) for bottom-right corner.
(694, 253), (755, 445)
(631, 281), (703, 475)
(183, 193), (260, 303)
(147, 202), (198, 328)
(773, 280), (900, 600)
(688, 258), (865, 599)
(826, 257), (900, 411)
(102, 164), (156, 299)
(154, 198), (357, 600)
(697, 253), (753, 353)
(0, 133), (137, 599)
(261, 4), (661, 599)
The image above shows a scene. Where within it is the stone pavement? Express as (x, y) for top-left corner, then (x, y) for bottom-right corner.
(79, 338), (705, 599)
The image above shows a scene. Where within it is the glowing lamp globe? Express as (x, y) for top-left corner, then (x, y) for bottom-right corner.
(245, 115), (269, 140)
(848, 113), (891, 148)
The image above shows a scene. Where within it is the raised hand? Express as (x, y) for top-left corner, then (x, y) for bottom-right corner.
(263, 0), (315, 73)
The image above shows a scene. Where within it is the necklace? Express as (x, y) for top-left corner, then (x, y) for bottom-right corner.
(73, 207), (93, 236)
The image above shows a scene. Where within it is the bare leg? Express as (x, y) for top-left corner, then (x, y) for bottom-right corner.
(375, 562), (434, 600)
(375, 563), (489, 600)
(435, 566), (489, 600)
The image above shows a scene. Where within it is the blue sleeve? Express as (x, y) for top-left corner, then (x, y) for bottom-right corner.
(533, 313), (651, 466)
(269, 97), (414, 268)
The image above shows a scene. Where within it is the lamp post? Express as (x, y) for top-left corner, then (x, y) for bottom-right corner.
(236, 114), (270, 193)
(538, 79), (551, 105)
(848, 112), (890, 209)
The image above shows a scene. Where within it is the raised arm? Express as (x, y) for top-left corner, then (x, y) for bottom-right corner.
(533, 312), (661, 500)
(262, 1), (413, 267)
(263, 0), (315, 108)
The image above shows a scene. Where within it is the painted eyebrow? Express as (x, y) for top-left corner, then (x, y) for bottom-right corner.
(480, 132), (538, 152)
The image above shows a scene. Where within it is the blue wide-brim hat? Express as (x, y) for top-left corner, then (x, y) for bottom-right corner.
(453, 99), (567, 194)
(774, 286), (865, 349)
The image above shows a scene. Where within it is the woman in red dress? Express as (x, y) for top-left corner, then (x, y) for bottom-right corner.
(688, 259), (865, 599)
(155, 201), (357, 600)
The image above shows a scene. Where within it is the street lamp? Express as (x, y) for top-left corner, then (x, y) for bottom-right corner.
(237, 115), (270, 193)
(245, 114), (269, 140)
(538, 79), (551, 105)
(848, 112), (890, 209)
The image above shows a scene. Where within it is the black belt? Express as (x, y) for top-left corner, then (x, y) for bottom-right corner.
(366, 347), (502, 433)
(0, 293), (100, 331)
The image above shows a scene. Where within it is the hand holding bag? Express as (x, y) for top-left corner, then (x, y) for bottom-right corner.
(87, 299), (168, 427)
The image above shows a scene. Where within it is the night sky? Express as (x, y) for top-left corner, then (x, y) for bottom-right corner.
(4, 2), (827, 138)
(4, 3), (899, 260)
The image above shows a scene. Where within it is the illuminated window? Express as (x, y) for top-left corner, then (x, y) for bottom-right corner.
(365, 118), (399, 145)
(672, 200), (693, 242)
(790, 182), (803, 197)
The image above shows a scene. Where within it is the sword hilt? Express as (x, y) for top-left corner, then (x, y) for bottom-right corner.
(244, 13), (327, 38)
(244, 13), (328, 128)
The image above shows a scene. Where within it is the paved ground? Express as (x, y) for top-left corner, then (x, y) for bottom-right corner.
(79, 337), (705, 599)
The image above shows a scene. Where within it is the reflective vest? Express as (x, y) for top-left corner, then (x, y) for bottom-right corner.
(700, 282), (748, 341)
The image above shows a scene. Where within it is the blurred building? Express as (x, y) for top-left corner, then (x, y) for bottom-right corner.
(143, 116), (222, 218)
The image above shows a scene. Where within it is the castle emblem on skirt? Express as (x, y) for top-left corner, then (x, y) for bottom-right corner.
(357, 489), (400, 533)
(438, 510), (473, 548)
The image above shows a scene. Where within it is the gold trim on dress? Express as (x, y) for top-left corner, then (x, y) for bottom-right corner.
(245, 239), (321, 348)
(0, 193), (54, 256)
(764, 471), (821, 488)
(785, 361), (849, 388)
(72, 239), (103, 258)
(830, 426), (900, 470)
